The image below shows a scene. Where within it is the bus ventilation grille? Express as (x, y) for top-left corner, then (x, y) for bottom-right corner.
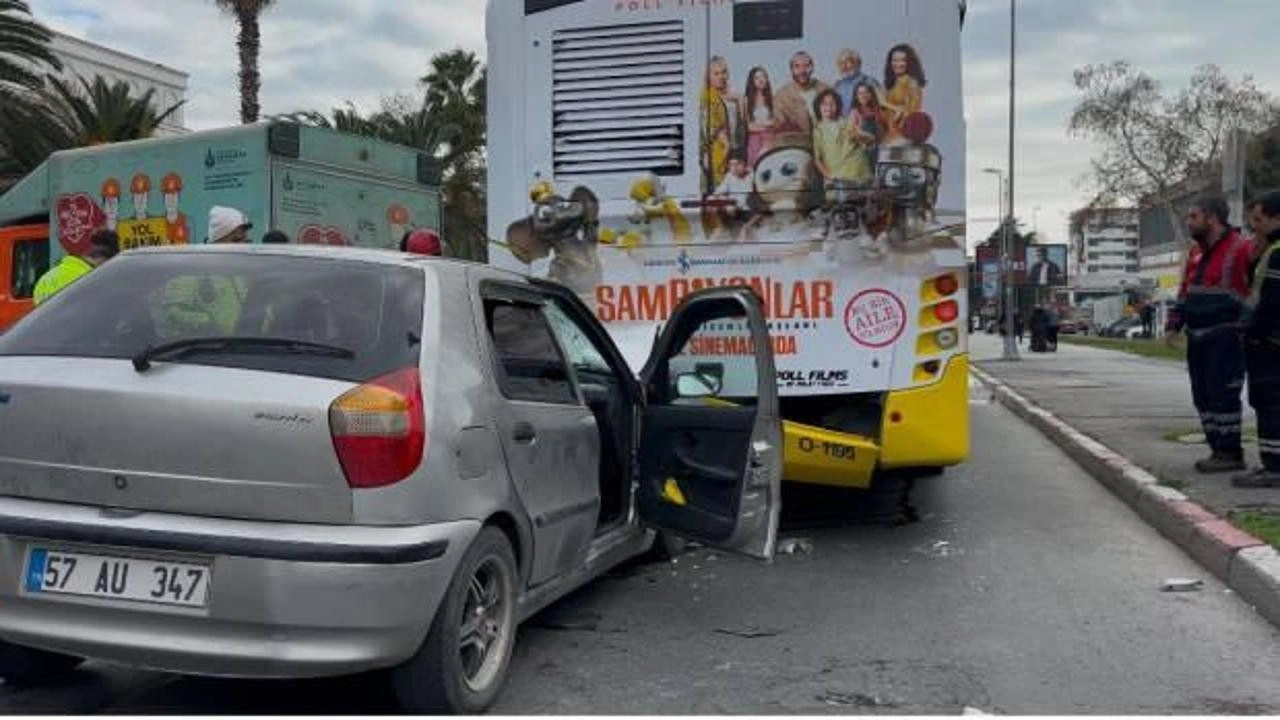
(551, 20), (685, 177)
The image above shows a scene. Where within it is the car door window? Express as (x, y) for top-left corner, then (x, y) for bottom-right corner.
(485, 299), (577, 405)
(542, 300), (613, 376)
(652, 313), (759, 405)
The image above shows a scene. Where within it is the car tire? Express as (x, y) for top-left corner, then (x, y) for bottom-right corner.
(390, 527), (519, 714)
(0, 640), (83, 687)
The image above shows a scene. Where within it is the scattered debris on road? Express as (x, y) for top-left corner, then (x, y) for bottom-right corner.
(777, 538), (814, 555)
(529, 610), (624, 633)
(1160, 578), (1205, 593)
(917, 539), (961, 558)
(714, 625), (783, 639)
(818, 691), (895, 708)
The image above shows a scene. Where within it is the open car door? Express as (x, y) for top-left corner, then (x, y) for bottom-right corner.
(636, 287), (782, 560)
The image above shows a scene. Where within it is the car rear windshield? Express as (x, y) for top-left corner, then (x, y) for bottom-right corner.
(0, 251), (424, 383)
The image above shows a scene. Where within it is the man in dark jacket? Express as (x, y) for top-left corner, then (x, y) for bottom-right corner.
(1166, 194), (1257, 474)
(1235, 191), (1280, 486)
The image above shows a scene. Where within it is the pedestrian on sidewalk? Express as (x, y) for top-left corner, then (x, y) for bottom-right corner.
(1235, 191), (1280, 487)
(1046, 304), (1060, 350)
(1141, 301), (1155, 338)
(1166, 194), (1257, 474)
(1029, 305), (1048, 352)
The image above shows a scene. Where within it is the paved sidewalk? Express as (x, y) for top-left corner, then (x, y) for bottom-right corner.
(970, 333), (1272, 519)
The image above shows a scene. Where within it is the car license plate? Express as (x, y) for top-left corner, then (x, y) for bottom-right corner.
(24, 548), (211, 609)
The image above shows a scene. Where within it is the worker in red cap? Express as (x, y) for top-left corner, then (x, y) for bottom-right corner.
(400, 229), (446, 257)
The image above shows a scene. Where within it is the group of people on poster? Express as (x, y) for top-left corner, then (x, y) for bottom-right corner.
(699, 43), (929, 206)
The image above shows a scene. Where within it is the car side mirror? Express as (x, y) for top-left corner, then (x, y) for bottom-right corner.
(675, 372), (721, 399)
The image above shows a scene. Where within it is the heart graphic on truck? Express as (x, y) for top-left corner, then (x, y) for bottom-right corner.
(55, 193), (108, 256)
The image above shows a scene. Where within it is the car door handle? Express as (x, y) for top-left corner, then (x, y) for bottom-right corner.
(673, 447), (738, 484)
(512, 422), (537, 444)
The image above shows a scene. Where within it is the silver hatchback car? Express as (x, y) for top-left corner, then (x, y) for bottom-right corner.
(0, 245), (781, 713)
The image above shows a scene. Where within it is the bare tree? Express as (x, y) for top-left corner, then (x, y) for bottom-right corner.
(1069, 62), (1278, 246)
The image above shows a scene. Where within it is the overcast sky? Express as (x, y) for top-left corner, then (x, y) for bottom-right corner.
(28, 0), (1280, 250)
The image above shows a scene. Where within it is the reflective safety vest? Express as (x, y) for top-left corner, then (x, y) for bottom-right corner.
(1245, 235), (1280, 347)
(161, 275), (248, 337)
(1169, 228), (1256, 335)
(31, 255), (94, 305)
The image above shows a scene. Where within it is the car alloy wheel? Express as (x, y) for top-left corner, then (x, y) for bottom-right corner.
(391, 527), (519, 713)
(458, 556), (512, 693)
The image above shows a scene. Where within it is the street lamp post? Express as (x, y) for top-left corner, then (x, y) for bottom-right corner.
(1001, 0), (1020, 360)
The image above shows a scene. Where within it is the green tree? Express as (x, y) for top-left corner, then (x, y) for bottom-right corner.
(0, 75), (184, 185)
(981, 218), (1039, 250)
(214, 0), (276, 124)
(1244, 124), (1280, 202)
(0, 0), (60, 95)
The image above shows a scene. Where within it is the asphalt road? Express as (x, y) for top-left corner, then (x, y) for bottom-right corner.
(2, 385), (1279, 714)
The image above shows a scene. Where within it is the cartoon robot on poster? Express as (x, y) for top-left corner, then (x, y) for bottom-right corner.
(819, 111), (952, 266)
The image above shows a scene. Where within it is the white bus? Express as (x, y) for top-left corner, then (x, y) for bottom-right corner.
(487, 0), (970, 490)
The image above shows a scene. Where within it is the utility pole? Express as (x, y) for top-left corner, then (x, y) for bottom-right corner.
(1001, 0), (1020, 360)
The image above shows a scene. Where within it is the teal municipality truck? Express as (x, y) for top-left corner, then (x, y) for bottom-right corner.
(0, 122), (442, 329)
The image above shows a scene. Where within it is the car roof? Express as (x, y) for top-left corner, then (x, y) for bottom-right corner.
(123, 243), (534, 283)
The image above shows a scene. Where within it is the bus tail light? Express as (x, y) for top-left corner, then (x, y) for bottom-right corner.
(933, 300), (959, 324)
(330, 367), (426, 489)
(934, 274), (959, 297)
(913, 360), (942, 383)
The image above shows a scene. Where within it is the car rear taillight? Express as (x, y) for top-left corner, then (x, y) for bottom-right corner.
(329, 367), (425, 489)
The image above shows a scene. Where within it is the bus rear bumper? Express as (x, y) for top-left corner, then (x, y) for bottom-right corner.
(879, 354), (971, 470)
(779, 353), (970, 488)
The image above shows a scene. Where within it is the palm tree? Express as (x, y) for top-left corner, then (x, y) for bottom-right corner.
(420, 51), (488, 260)
(0, 0), (61, 94)
(214, 0), (276, 124)
(0, 74), (184, 186)
(420, 50), (486, 161)
(44, 75), (184, 145)
(279, 99), (457, 160)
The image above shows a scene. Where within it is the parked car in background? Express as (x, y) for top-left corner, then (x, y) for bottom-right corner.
(0, 246), (783, 713)
(1102, 316), (1143, 338)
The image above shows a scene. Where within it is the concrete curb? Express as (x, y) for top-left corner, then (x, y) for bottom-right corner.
(970, 364), (1280, 628)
